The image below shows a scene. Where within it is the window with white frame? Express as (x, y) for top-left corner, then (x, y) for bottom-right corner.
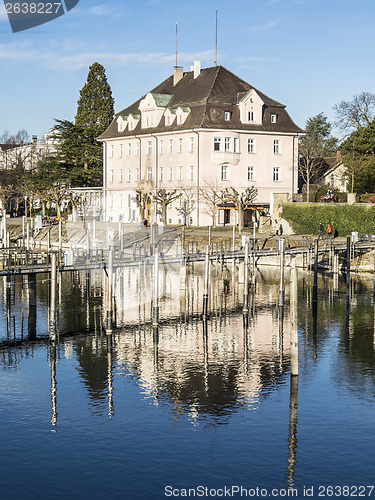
(247, 166), (255, 181)
(190, 165), (194, 181)
(224, 137), (230, 152)
(119, 144), (123, 157)
(136, 167), (140, 181)
(169, 167), (173, 181)
(147, 168), (152, 181)
(119, 169), (123, 183)
(273, 139), (281, 154)
(159, 140), (164, 154)
(214, 137), (221, 151)
(221, 164), (230, 181)
(248, 111), (254, 122)
(234, 137), (239, 153)
(178, 166), (183, 181)
(178, 138), (183, 153)
(271, 114), (277, 123)
(128, 194), (131, 208)
(248, 138), (255, 153)
(127, 143), (131, 156)
(189, 137), (194, 153)
(110, 169), (114, 183)
(159, 167), (164, 182)
(110, 145), (114, 158)
(127, 169), (131, 182)
(169, 139), (173, 153)
(147, 141), (152, 155)
(273, 166), (281, 181)
(135, 142), (140, 156)
(224, 111), (231, 121)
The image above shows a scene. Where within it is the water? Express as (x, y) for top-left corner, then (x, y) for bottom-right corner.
(1, 265), (375, 499)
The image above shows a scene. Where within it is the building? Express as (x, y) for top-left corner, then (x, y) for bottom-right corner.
(99, 63), (303, 226)
(316, 152), (347, 193)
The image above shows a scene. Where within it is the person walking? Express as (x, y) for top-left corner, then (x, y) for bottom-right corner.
(327, 223), (333, 239)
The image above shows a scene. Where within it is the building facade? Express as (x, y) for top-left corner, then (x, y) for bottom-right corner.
(99, 63), (303, 226)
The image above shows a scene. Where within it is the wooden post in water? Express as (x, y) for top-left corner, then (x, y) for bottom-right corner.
(290, 256), (298, 376)
(312, 239), (318, 315)
(49, 252), (57, 340)
(202, 245), (210, 319)
(106, 249), (113, 334)
(243, 241), (249, 314)
(26, 223), (30, 252)
(278, 238), (285, 307)
(208, 225), (212, 247)
(152, 248), (160, 327)
(28, 273), (37, 340)
(346, 236), (351, 299)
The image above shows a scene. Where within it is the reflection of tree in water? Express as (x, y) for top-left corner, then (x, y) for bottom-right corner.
(74, 336), (109, 411)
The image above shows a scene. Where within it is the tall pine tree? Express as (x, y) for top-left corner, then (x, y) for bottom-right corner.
(75, 62), (115, 138)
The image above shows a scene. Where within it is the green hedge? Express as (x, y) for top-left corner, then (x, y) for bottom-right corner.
(282, 204), (375, 236)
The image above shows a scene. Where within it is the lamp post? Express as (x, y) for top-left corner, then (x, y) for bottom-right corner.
(24, 195), (27, 219)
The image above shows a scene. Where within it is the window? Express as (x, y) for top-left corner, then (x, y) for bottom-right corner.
(128, 194), (131, 208)
(110, 169), (114, 183)
(147, 168), (152, 181)
(119, 169), (123, 183)
(136, 167), (140, 181)
(119, 144), (123, 157)
(169, 167), (173, 181)
(127, 143), (131, 156)
(247, 166), (255, 181)
(159, 140), (164, 154)
(147, 141), (152, 155)
(224, 137), (231, 152)
(166, 115), (171, 125)
(248, 111), (254, 122)
(178, 138), (183, 153)
(248, 138), (255, 153)
(189, 137), (194, 153)
(271, 114), (277, 123)
(234, 137), (239, 153)
(127, 169), (131, 182)
(273, 139), (281, 154)
(110, 145), (114, 158)
(214, 137), (221, 151)
(273, 166), (281, 181)
(159, 167), (164, 182)
(178, 166), (183, 181)
(135, 142), (140, 156)
(109, 194), (114, 208)
(190, 166), (194, 181)
(221, 164), (230, 181)
(224, 111), (231, 121)
(169, 139), (173, 153)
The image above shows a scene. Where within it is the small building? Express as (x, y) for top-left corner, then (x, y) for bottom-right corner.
(317, 152), (347, 192)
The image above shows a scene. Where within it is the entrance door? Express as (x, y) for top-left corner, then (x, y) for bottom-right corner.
(224, 209), (230, 225)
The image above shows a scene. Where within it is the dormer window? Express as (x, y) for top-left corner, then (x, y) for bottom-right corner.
(224, 111), (231, 121)
(248, 111), (254, 122)
(271, 114), (277, 123)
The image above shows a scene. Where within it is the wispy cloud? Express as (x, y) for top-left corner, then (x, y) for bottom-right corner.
(247, 19), (282, 33)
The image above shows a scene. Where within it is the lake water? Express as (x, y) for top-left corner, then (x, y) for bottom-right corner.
(1, 264), (375, 499)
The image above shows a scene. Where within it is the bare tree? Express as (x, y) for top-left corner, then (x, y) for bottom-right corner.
(176, 184), (196, 226)
(134, 189), (151, 221)
(199, 177), (224, 227)
(153, 189), (181, 225)
(221, 186), (258, 231)
(334, 92), (375, 135)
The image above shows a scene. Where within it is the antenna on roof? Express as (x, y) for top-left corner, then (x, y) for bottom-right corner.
(176, 21), (178, 67)
(215, 10), (218, 66)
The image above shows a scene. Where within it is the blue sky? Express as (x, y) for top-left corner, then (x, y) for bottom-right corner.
(1, 0), (374, 140)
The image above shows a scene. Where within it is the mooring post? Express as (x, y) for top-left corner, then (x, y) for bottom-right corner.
(346, 236), (351, 298)
(290, 256), (298, 376)
(278, 238), (285, 307)
(2, 209), (6, 248)
(22, 215), (25, 247)
(26, 222), (30, 252)
(49, 252), (57, 340)
(93, 219), (96, 248)
(232, 225), (235, 252)
(243, 241), (249, 314)
(202, 245), (210, 319)
(28, 273), (37, 340)
(58, 219), (62, 256)
(106, 249), (113, 334)
(180, 258), (186, 291)
(209, 225), (212, 247)
(86, 223), (91, 262)
(152, 247), (160, 327)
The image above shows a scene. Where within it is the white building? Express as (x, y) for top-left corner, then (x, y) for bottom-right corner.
(99, 63), (303, 226)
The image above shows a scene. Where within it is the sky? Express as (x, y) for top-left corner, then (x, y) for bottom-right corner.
(0, 0), (374, 141)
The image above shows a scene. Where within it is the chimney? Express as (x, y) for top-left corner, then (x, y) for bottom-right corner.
(193, 60), (201, 79)
(173, 66), (183, 86)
